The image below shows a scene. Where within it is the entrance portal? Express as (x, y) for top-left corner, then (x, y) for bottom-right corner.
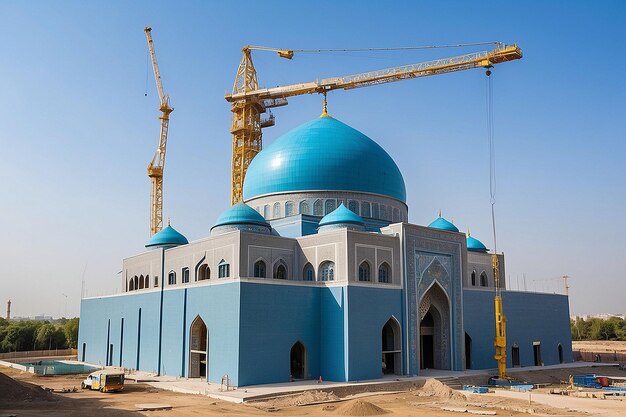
(290, 342), (305, 380)
(382, 317), (401, 375)
(189, 316), (208, 378)
(418, 281), (451, 370)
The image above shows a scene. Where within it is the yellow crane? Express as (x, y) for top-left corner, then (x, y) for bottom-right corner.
(144, 26), (173, 236)
(225, 43), (522, 205)
(226, 42), (522, 379)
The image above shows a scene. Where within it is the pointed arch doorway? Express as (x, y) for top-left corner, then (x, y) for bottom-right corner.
(418, 281), (451, 370)
(290, 341), (306, 380)
(189, 316), (208, 378)
(382, 317), (402, 375)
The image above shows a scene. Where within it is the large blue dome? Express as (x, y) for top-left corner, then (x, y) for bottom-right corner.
(243, 116), (406, 202)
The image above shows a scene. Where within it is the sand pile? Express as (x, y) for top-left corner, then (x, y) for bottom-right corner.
(0, 372), (58, 404)
(335, 399), (388, 416)
(261, 389), (339, 408)
(414, 378), (466, 401)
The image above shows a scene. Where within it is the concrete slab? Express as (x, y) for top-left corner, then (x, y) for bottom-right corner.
(123, 362), (621, 404)
(135, 403), (173, 411)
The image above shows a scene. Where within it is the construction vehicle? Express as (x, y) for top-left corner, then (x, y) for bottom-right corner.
(144, 26), (173, 236)
(81, 369), (125, 392)
(224, 43), (522, 205)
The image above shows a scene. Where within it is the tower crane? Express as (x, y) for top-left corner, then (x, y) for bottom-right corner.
(226, 42), (523, 379)
(144, 26), (173, 236)
(225, 43), (522, 205)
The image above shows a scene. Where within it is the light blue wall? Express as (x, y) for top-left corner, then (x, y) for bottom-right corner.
(463, 290), (573, 370)
(238, 282), (321, 386)
(346, 286), (403, 380)
(78, 282), (241, 385)
(320, 286), (347, 382)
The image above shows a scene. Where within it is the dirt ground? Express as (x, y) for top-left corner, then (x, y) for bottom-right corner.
(1, 366), (625, 417)
(573, 340), (626, 353)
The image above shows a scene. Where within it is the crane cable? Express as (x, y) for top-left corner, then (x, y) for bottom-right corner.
(486, 68), (498, 255)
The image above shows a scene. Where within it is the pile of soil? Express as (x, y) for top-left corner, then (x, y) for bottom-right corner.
(260, 389), (339, 408)
(335, 399), (388, 416)
(0, 372), (59, 404)
(414, 378), (466, 401)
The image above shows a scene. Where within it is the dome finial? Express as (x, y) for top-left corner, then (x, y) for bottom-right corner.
(167, 217), (171, 226)
(320, 92), (330, 117)
(438, 208), (442, 218)
(466, 228), (471, 237)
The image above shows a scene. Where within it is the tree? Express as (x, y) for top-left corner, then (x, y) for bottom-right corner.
(590, 319), (616, 340)
(35, 324), (65, 350)
(63, 318), (79, 349)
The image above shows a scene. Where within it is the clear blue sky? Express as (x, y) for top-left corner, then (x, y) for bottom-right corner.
(1, 1), (624, 318)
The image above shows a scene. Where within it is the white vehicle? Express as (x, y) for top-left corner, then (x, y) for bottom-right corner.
(81, 369), (124, 392)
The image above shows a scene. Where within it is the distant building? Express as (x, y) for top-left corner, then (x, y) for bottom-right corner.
(79, 116), (572, 386)
(572, 314), (626, 321)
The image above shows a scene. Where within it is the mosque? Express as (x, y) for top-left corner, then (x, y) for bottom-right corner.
(77, 114), (572, 386)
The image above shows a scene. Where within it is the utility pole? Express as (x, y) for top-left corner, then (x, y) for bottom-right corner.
(562, 275), (570, 296)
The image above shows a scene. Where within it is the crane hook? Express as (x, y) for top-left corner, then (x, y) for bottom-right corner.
(485, 65), (493, 77)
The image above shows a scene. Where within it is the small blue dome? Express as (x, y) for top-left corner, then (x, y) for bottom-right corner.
(146, 225), (189, 248)
(319, 203), (365, 227)
(428, 216), (459, 233)
(467, 234), (488, 253)
(212, 202), (269, 229)
(243, 116), (406, 202)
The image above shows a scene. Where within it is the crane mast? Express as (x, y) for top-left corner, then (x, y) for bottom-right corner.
(145, 26), (173, 236)
(225, 44), (522, 205)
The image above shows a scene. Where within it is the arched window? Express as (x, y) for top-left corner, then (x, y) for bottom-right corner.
(348, 200), (359, 215)
(358, 261), (371, 282)
(372, 203), (380, 219)
(182, 268), (190, 284)
(471, 270), (476, 286)
(324, 199), (336, 215)
(313, 199), (324, 216)
(480, 272), (488, 287)
(273, 202), (281, 219)
(129, 279), (134, 291)
(145, 275), (149, 288)
(285, 201), (294, 216)
(320, 261), (335, 281)
(218, 260), (230, 278)
(263, 204), (270, 219)
(253, 260), (266, 278)
(558, 343), (564, 364)
(139, 275), (144, 289)
(134, 276), (139, 290)
(168, 271), (176, 285)
(299, 200), (310, 215)
(198, 264), (210, 281)
(274, 261), (287, 280)
(380, 205), (388, 221)
(303, 263), (314, 281)
(378, 262), (391, 283)
(361, 202), (371, 218)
